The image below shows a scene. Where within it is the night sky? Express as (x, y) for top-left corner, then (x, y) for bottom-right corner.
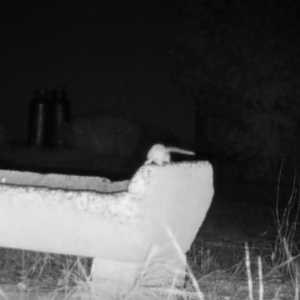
(0, 1), (193, 144)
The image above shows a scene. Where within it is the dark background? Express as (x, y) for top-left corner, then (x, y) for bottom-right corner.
(0, 1), (194, 145)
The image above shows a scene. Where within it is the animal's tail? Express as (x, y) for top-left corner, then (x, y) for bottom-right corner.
(167, 147), (195, 156)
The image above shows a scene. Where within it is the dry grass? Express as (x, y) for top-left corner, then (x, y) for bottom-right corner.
(0, 228), (299, 300)
(241, 164), (300, 300)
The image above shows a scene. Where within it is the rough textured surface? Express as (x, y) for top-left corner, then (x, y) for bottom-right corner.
(0, 169), (129, 192)
(0, 161), (214, 293)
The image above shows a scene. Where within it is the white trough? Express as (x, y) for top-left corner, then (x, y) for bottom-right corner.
(0, 161), (214, 294)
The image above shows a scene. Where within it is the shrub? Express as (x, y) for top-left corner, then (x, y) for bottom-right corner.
(0, 124), (9, 146)
(64, 114), (141, 158)
(169, 0), (300, 179)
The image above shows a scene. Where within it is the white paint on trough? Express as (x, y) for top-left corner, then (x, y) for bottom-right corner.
(0, 161), (214, 295)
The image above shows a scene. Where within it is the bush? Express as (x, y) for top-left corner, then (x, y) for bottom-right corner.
(64, 114), (141, 158)
(0, 124), (9, 146)
(169, 0), (300, 179)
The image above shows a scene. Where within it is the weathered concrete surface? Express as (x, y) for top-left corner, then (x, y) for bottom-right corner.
(0, 169), (129, 192)
(0, 161), (214, 293)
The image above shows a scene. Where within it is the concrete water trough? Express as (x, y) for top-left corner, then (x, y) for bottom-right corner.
(0, 160), (214, 296)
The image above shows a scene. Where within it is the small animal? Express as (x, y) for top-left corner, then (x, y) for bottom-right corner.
(145, 143), (195, 166)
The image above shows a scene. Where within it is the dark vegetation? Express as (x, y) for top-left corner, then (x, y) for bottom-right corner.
(168, 1), (300, 290)
(0, 112), (186, 180)
(169, 0), (300, 184)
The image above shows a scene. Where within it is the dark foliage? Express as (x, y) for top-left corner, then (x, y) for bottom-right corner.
(169, 0), (300, 179)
